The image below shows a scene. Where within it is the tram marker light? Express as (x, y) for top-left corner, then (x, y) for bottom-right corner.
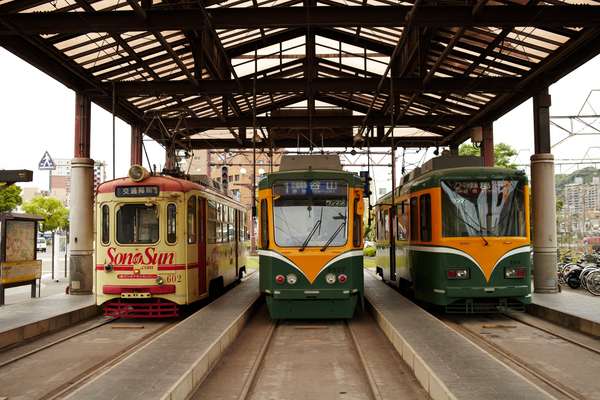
(275, 275), (285, 284)
(338, 274), (348, 283)
(505, 266), (526, 279)
(447, 268), (469, 280)
(104, 264), (113, 272)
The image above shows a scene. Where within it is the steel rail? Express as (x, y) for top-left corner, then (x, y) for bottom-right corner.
(41, 321), (177, 400)
(0, 317), (115, 370)
(500, 311), (600, 356)
(236, 321), (278, 400)
(442, 317), (587, 400)
(345, 320), (384, 400)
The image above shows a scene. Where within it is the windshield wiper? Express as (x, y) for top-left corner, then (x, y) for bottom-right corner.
(300, 219), (322, 252)
(320, 220), (346, 252)
(455, 211), (488, 246)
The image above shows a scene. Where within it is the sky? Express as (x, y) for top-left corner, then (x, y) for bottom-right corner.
(1, 46), (599, 194)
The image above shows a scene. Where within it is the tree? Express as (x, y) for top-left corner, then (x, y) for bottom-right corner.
(0, 184), (23, 213)
(21, 196), (69, 232)
(458, 142), (518, 169)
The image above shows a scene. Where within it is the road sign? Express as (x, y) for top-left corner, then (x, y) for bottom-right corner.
(38, 151), (56, 170)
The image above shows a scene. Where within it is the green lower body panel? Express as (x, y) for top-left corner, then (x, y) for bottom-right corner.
(266, 294), (358, 319)
(259, 250), (364, 319)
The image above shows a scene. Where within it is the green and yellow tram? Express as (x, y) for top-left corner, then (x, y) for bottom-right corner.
(375, 156), (531, 312)
(258, 155), (365, 319)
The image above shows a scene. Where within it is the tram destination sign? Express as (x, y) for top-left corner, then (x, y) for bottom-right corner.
(274, 180), (346, 197)
(115, 185), (160, 197)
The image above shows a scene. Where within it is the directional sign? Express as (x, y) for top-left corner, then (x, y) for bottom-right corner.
(38, 151), (56, 170)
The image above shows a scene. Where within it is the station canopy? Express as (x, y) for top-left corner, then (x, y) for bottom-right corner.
(1, 0), (600, 151)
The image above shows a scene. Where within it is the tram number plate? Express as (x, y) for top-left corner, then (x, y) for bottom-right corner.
(121, 292), (151, 298)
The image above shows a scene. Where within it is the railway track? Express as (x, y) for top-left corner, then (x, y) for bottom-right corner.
(440, 313), (600, 400)
(192, 306), (427, 400)
(0, 317), (176, 400)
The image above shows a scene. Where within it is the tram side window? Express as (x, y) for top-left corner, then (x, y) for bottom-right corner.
(397, 202), (407, 241)
(260, 199), (269, 249)
(101, 204), (109, 245)
(229, 208), (235, 242)
(222, 205), (229, 243)
(216, 203), (223, 243)
(383, 209), (390, 240)
(419, 194), (431, 242)
(116, 204), (159, 244)
(208, 200), (217, 244)
(376, 209), (385, 241)
(167, 203), (177, 244)
(353, 197), (362, 247)
(409, 197), (419, 241)
(188, 196), (196, 244)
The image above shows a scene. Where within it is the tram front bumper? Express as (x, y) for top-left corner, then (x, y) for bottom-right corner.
(444, 285), (530, 298)
(266, 288), (359, 300)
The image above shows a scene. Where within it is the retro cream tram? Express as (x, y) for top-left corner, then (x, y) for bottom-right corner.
(95, 166), (249, 318)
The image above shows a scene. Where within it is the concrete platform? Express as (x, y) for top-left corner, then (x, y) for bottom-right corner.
(529, 290), (600, 338)
(67, 274), (261, 400)
(364, 272), (552, 400)
(0, 292), (97, 349)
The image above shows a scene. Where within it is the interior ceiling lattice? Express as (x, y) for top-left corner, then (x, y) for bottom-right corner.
(1, 0), (600, 150)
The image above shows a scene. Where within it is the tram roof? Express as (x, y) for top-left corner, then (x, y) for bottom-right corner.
(1, 1), (600, 151)
(376, 166), (528, 204)
(258, 169), (362, 189)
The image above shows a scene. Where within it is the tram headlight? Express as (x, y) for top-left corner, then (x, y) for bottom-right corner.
(447, 268), (469, 280)
(129, 165), (149, 182)
(286, 274), (298, 285)
(325, 273), (336, 284)
(156, 276), (164, 285)
(104, 264), (113, 272)
(505, 266), (526, 279)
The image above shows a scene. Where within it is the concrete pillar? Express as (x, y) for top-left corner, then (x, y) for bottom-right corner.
(531, 89), (558, 293)
(482, 122), (494, 167)
(70, 93), (94, 294)
(131, 125), (143, 166)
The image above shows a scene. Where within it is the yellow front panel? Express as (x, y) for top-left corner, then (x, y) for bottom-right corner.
(259, 186), (363, 283)
(95, 192), (188, 305)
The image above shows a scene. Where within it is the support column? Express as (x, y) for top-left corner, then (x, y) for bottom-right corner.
(449, 144), (459, 156)
(482, 122), (494, 167)
(70, 93), (94, 295)
(531, 88), (558, 293)
(130, 125), (143, 166)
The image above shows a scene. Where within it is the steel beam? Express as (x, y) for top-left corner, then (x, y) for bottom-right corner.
(105, 77), (518, 97)
(2, 6), (600, 34)
(187, 136), (441, 149)
(131, 125), (143, 166)
(167, 115), (466, 129)
(481, 122), (494, 167)
(74, 93), (91, 158)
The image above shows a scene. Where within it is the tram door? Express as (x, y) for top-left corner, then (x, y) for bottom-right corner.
(197, 197), (207, 295)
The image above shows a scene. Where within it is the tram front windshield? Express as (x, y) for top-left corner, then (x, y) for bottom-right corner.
(441, 180), (526, 237)
(273, 180), (348, 247)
